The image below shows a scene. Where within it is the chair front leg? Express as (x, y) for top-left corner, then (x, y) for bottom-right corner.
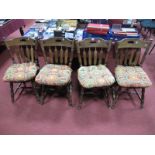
(105, 87), (113, 109)
(111, 86), (116, 109)
(40, 85), (45, 105)
(141, 88), (145, 108)
(23, 82), (26, 89)
(67, 82), (73, 107)
(31, 80), (40, 102)
(112, 84), (121, 108)
(149, 43), (155, 55)
(10, 82), (14, 103)
(78, 87), (84, 110)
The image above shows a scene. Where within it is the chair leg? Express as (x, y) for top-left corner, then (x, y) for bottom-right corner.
(40, 85), (45, 105)
(111, 86), (116, 109)
(141, 88), (145, 108)
(149, 43), (155, 55)
(67, 83), (73, 107)
(10, 82), (14, 103)
(31, 80), (40, 102)
(112, 85), (121, 108)
(78, 87), (84, 109)
(105, 87), (113, 109)
(23, 82), (26, 89)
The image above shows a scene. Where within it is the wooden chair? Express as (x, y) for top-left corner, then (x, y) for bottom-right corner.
(35, 38), (74, 105)
(3, 37), (39, 103)
(114, 38), (152, 108)
(77, 38), (115, 109)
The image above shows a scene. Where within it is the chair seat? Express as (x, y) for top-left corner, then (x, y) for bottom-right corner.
(78, 65), (115, 89)
(115, 65), (152, 87)
(35, 64), (72, 86)
(3, 63), (38, 82)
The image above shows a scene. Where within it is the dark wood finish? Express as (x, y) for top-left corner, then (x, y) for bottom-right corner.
(115, 39), (151, 66)
(40, 38), (74, 67)
(5, 37), (39, 103)
(76, 38), (113, 109)
(67, 82), (73, 107)
(10, 82), (14, 103)
(114, 38), (152, 108)
(77, 38), (111, 67)
(149, 42), (155, 54)
(5, 37), (37, 64)
(141, 88), (145, 108)
(39, 38), (74, 106)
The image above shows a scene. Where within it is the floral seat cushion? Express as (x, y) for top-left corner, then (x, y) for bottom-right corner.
(3, 63), (38, 82)
(78, 65), (115, 88)
(115, 65), (152, 87)
(35, 64), (72, 86)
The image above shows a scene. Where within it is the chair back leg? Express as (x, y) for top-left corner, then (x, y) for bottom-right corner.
(78, 87), (84, 109)
(141, 88), (145, 108)
(67, 83), (73, 107)
(10, 82), (14, 103)
(31, 80), (40, 102)
(40, 85), (46, 105)
(106, 87), (113, 109)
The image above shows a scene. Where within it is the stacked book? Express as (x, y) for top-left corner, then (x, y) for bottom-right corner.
(31, 23), (48, 30)
(86, 23), (110, 35)
(35, 19), (51, 23)
(61, 20), (78, 28)
(112, 28), (139, 37)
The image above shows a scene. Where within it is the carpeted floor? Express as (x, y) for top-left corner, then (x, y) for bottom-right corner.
(0, 20), (155, 135)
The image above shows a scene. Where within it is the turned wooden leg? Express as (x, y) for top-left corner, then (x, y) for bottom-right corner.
(105, 87), (113, 109)
(104, 88), (108, 106)
(111, 86), (116, 109)
(67, 83), (73, 107)
(149, 43), (155, 55)
(23, 82), (26, 89)
(141, 88), (145, 108)
(112, 85), (121, 108)
(10, 82), (14, 103)
(19, 26), (24, 36)
(78, 87), (84, 110)
(40, 85), (45, 105)
(31, 80), (40, 102)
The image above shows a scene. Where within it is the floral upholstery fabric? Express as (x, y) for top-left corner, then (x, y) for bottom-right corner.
(35, 64), (72, 86)
(3, 63), (38, 82)
(115, 65), (152, 87)
(78, 65), (115, 88)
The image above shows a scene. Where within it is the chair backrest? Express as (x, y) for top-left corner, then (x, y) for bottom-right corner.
(5, 37), (37, 64)
(40, 38), (74, 67)
(115, 38), (152, 66)
(77, 38), (112, 66)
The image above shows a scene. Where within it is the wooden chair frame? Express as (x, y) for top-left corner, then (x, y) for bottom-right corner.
(113, 38), (152, 108)
(39, 37), (74, 106)
(5, 37), (39, 103)
(77, 38), (113, 109)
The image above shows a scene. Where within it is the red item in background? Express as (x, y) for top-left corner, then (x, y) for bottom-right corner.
(86, 23), (110, 35)
(108, 19), (124, 26)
